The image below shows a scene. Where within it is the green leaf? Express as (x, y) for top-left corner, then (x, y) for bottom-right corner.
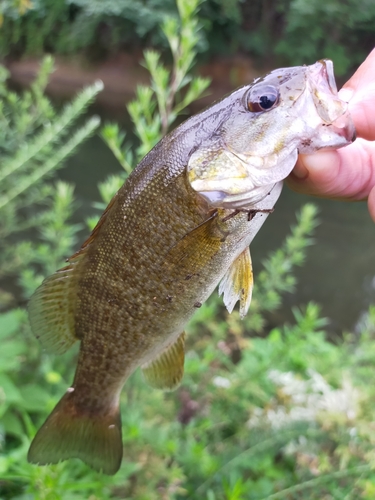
(0, 373), (22, 408)
(18, 384), (51, 412)
(0, 309), (23, 339)
(1, 409), (25, 438)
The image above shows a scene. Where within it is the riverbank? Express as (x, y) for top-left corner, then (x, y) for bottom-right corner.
(4, 52), (263, 113)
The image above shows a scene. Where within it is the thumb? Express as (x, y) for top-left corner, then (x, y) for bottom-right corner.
(287, 138), (375, 201)
(289, 150), (341, 195)
(340, 48), (375, 141)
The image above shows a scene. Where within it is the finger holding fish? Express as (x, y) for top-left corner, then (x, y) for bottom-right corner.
(288, 50), (375, 216)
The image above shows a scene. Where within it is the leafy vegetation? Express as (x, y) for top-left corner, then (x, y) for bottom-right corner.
(0, 54), (102, 308)
(1, 0), (375, 75)
(1, 0), (375, 498)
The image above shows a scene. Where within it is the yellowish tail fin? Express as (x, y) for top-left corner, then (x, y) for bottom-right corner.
(28, 390), (123, 475)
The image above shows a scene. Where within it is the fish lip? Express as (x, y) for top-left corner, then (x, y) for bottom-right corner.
(309, 59), (338, 96)
(316, 59), (338, 94)
(307, 60), (356, 147)
(298, 113), (356, 154)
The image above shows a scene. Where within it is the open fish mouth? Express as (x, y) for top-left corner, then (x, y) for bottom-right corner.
(300, 60), (356, 153)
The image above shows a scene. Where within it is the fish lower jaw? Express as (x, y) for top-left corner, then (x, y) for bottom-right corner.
(196, 182), (280, 210)
(190, 145), (298, 210)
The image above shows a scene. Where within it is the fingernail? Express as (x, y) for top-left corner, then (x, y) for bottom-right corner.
(292, 160), (309, 180)
(338, 87), (354, 103)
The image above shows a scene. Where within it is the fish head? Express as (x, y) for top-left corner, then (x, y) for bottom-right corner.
(188, 59), (355, 209)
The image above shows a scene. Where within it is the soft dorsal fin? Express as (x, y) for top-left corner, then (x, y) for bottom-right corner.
(28, 195), (117, 355)
(141, 332), (186, 391)
(219, 246), (253, 319)
(28, 255), (84, 355)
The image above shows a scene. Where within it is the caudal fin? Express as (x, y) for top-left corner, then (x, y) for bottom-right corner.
(28, 390), (123, 475)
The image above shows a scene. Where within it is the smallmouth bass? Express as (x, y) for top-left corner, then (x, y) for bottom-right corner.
(28, 60), (355, 474)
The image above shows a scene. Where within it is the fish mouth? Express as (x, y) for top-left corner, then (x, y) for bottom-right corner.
(305, 59), (356, 150)
(308, 60), (347, 124)
(316, 59), (338, 94)
(298, 113), (356, 154)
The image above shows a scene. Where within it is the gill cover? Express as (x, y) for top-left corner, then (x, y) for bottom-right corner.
(187, 60), (355, 210)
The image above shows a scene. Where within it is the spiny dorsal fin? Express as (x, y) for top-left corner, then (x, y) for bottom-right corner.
(219, 246), (253, 319)
(28, 256), (84, 355)
(141, 332), (186, 391)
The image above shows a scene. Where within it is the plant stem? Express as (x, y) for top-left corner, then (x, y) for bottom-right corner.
(259, 464), (373, 500)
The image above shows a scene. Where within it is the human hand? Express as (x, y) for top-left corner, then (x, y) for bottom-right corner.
(287, 49), (375, 222)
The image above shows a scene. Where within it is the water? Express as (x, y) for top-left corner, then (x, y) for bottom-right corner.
(59, 127), (375, 335)
(252, 188), (375, 333)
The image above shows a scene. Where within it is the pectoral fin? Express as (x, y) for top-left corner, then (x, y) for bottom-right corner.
(141, 332), (186, 391)
(219, 246), (253, 319)
(163, 211), (227, 278)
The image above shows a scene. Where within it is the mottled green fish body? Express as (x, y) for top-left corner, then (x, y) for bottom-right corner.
(28, 60), (354, 474)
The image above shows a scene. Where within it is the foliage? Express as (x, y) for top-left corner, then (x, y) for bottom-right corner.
(0, 55), (102, 307)
(1, 0), (375, 75)
(96, 0), (210, 219)
(273, 0), (375, 75)
(1, 0), (375, 498)
(0, 0), (180, 57)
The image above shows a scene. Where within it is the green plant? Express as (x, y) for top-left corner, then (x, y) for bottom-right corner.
(0, 55), (102, 306)
(0, 0), (180, 57)
(96, 0), (210, 218)
(274, 0), (375, 75)
(2, 0), (375, 76)
(1, 0), (375, 498)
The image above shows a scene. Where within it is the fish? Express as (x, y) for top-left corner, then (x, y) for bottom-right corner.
(27, 59), (355, 475)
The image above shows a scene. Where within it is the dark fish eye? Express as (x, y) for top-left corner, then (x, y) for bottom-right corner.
(246, 85), (280, 113)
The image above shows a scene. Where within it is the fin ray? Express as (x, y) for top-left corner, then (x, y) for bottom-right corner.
(28, 390), (122, 475)
(28, 257), (84, 354)
(141, 332), (186, 390)
(163, 212), (224, 275)
(219, 246), (253, 318)
(70, 193), (117, 259)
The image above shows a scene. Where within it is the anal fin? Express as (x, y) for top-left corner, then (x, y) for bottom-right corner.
(219, 246), (253, 319)
(141, 332), (186, 391)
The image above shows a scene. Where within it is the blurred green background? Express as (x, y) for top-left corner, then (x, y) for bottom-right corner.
(0, 0), (375, 498)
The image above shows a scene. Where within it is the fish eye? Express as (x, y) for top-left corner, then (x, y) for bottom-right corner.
(246, 85), (280, 113)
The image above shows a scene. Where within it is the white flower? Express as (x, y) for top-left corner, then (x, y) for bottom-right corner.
(212, 376), (231, 389)
(247, 369), (358, 429)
